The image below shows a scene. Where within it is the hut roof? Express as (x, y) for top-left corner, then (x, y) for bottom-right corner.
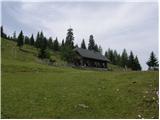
(74, 48), (109, 62)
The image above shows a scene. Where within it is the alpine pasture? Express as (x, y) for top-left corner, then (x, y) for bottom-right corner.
(1, 38), (159, 118)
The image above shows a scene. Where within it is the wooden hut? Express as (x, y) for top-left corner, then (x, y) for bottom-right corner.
(74, 48), (109, 68)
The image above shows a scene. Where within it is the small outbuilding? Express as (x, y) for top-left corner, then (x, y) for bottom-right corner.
(74, 48), (109, 68)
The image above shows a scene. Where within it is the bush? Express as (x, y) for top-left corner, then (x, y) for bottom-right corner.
(61, 46), (76, 63)
(38, 48), (50, 59)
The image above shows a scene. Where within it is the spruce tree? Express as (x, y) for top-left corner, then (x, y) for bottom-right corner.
(128, 51), (135, 70)
(65, 28), (74, 48)
(81, 39), (86, 49)
(88, 35), (95, 51)
(1, 26), (7, 38)
(17, 30), (24, 48)
(37, 32), (50, 59)
(146, 51), (158, 70)
(134, 56), (142, 70)
(113, 50), (118, 65)
(61, 39), (65, 48)
(94, 44), (99, 52)
(53, 37), (59, 51)
(35, 32), (40, 48)
(1, 26), (3, 37)
(30, 34), (34, 46)
(108, 48), (114, 64)
(121, 49), (128, 68)
(48, 37), (53, 49)
(116, 54), (121, 66)
(24, 36), (30, 44)
(105, 51), (108, 58)
(61, 28), (76, 63)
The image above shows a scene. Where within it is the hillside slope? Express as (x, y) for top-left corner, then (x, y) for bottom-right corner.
(1, 38), (159, 119)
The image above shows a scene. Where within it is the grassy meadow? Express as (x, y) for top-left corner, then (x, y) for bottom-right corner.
(1, 38), (159, 118)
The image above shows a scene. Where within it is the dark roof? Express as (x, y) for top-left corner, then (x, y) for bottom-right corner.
(74, 48), (109, 62)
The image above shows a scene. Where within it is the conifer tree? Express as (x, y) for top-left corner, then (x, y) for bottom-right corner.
(61, 39), (65, 48)
(24, 36), (30, 44)
(146, 51), (158, 70)
(134, 56), (142, 70)
(94, 44), (99, 52)
(35, 32), (40, 48)
(88, 35), (95, 51)
(121, 49), (128, 68)
(48, 37), (53, 49)
(17, 30), (24, 48)
(30, 34), (34, 46)
(53, 37), (59, 51)
(105, 51), (108, 58)
(128, 51), (135, 70)
(113, 50), (118, 65)
(107, 48), (114, 64)
(65, 28), (74, 48)
(37, 32), (50, 59)
(81, 39), (86, 49)
(1, 26), (7, 38)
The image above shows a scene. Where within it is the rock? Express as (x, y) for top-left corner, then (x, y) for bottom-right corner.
(78, 104), (89, 109)
(138, 115), (141, 118)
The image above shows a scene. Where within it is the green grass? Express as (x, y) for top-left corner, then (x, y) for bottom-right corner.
(1, 38), (159, 118)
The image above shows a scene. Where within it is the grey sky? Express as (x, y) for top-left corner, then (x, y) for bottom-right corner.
(1, 0), (158, 70)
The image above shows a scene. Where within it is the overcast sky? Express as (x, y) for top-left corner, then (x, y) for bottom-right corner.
(1, 0), (158, 70)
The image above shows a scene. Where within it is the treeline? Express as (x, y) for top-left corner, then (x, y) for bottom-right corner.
(1, 26), (158, 70)
(1, 26), (103, 61)
(105, 49), (141, 70)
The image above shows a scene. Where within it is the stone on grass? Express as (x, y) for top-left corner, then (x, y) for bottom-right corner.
(78, 104), (89, 109)
(138, 114), (142, 118)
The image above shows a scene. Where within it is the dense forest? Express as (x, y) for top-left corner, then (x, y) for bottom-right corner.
(1, 26), (158, 71)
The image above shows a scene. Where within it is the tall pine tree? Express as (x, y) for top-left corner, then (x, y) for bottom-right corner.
(121, 49), (128, 68)
(35, 32), (40, 48)
(53, 37), (59, 51)
(48, 37), (53, 49)
(88, 35), (95, 51)
(128, 51), (135, 70)
(65, 28), (74, 48)
(81, 39), (86, 49)
(134, 56), (142, 70)
(17, 30), (24, 48)
(146, 51), (158, 70)
(24, 36), (30, 44)
(30, 34), (34, 46)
